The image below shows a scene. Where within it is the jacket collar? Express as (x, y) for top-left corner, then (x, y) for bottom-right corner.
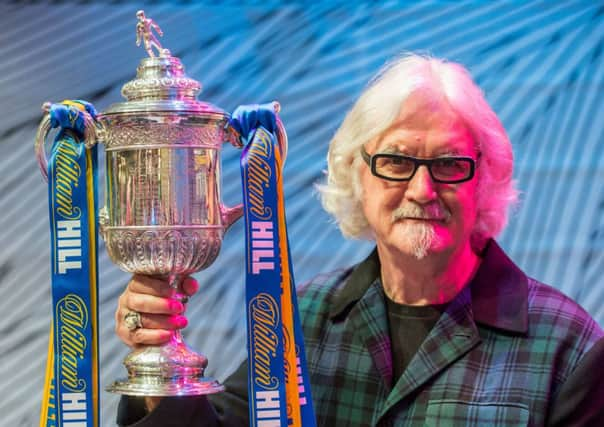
(329, 239), (528, 334)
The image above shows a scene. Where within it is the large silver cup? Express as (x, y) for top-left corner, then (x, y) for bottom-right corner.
(34, 11), (286, 396)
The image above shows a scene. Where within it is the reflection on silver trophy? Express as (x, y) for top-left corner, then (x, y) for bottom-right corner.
(34, 11), (286, 396)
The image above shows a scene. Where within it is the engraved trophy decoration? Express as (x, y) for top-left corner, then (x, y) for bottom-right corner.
(34, 11), (286, 396)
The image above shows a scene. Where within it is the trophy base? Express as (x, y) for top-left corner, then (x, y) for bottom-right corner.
(106, 338), (225, 396)
(106, 376), (225, 396)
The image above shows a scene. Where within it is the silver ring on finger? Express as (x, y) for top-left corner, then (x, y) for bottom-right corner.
(124, 310), (143, 331)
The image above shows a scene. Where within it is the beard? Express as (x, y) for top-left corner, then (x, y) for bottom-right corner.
(391, 202), (450, 260)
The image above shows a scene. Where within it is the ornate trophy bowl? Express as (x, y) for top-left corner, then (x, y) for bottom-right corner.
(34, 11), (286, 397)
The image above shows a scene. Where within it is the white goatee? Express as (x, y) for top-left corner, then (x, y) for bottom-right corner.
(391, 203), (449, 259)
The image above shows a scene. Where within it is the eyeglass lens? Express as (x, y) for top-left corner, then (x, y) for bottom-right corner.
(375, 156), (471, 181)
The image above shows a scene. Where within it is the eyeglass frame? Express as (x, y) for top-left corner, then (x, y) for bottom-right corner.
(360, 146), (479, 184)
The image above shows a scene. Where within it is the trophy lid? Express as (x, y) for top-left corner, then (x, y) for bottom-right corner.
(102, 11), (226, 118)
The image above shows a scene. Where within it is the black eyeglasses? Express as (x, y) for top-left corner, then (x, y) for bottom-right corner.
(360, 147), (478, 184)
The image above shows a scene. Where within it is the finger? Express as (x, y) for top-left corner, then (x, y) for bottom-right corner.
(129, 274), (173, 298)
(125, 292), (184, 315)
(181, 276), (199, 297)
(117, 304), (188, 330)
(115, 312), (185, 348)
(128, 326), (173, 347)
(137, 313), (188, 331)
(114, 316), (170, 348)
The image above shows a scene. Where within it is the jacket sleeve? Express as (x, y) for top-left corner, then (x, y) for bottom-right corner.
(116, 361), (249, 427)
(547, 337), (604, 426)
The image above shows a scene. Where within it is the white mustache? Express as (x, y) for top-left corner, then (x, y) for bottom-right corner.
(391, 203), (451, 223)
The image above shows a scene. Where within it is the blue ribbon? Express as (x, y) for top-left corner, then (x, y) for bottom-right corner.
(236, 104), (316, 427)
(48, 101), (97, 131)
(230, 103), (278, 144)
(42, 101), (99, 427)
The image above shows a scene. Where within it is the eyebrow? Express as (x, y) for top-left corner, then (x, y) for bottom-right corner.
(379, 144), (466, 157)
(380, 145), (402, 154)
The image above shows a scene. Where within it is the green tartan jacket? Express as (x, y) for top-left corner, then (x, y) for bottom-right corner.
(118, 240), (604, 426)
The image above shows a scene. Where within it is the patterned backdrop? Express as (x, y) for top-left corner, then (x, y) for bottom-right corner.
(1, 1), (603, 425)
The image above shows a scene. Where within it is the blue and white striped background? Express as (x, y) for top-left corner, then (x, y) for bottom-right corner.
(1, 1), (603, 425)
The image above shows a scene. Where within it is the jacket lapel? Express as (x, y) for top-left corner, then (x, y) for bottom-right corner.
(350, 280), (394, 389)
(331, 250), (394, 390)
(378, 285), (482, 420)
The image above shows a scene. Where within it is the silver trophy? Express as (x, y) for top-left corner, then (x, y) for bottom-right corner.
(34, 11), (286, 396)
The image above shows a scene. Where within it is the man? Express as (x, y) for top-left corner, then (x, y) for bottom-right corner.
(116, 53), (604, 426)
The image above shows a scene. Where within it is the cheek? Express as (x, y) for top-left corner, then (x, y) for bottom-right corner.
(361, 190), (381, 221)
(364, 185), (404, 217)
(361, 184), (393, 226)
(360, 167), (406, 218)
(450, 189), (479, 231)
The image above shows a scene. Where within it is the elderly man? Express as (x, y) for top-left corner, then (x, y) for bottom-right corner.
(116, 53), (604, 426)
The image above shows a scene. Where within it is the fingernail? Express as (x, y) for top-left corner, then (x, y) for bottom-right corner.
(169, 300), (183, 313)
(173, 316), (187, 328)
(183, 277), (198, 294)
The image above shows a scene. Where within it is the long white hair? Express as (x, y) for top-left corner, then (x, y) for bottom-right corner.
(318, 53), (518, 242)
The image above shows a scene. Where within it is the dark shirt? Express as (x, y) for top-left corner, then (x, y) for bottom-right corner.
(385, 296), (446, 383)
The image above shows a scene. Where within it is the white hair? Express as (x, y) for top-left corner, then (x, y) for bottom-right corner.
(318, 53), (518, 242)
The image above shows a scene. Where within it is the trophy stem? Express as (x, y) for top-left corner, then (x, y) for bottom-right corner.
(166, 274), (192, 347)
(168, 273), (189, 302)
(106, 274), (225, 396)
(171, 329), (185, 345)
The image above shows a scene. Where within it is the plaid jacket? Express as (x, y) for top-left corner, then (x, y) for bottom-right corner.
(298, 240), (604, 426)
(118, 240), (604, 426)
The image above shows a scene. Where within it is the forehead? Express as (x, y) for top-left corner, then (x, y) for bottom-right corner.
(376, 89), (475, 155)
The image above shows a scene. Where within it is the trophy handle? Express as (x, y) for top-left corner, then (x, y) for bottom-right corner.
(274, 111), (288, 164)
(34, 102), (98, 181)
(220, 204), (244, 230)
(271, 101), (288, 164)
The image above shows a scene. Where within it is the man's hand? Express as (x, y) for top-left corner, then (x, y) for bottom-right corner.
(115, 274), (200, 348)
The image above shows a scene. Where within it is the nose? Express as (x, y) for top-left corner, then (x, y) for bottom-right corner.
(405, 165), (437, 203)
